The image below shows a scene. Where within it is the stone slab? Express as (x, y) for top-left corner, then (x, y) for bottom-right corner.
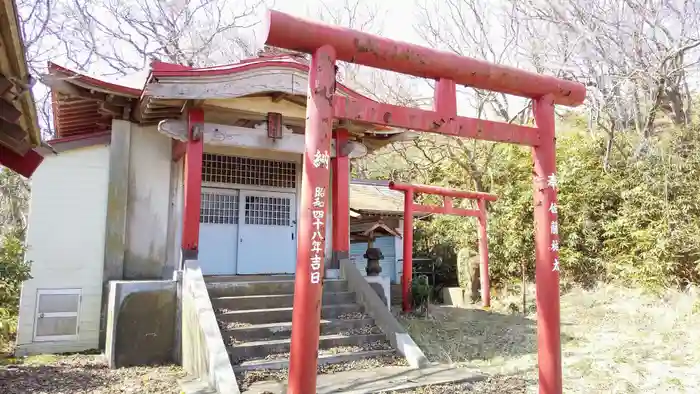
(105, 280), (176, 368)
(245, 365), (486, 393)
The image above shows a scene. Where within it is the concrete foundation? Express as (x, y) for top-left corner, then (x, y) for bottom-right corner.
(365, 276), (390, 309)
(105, 280), (177, 368)
(442, 287), (466, 307)
(182, 261), (240, 394)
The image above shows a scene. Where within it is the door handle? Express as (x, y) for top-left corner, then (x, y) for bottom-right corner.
(240, 237), (243, 243)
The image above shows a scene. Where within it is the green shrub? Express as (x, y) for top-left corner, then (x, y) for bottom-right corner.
(369, 122), (700, 293)
(410, 275), (432, 312)
(0, 229), (31, 343)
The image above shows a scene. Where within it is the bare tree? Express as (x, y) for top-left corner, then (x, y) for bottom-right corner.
(379, 0), (530, 196)
(15, 0), (55, 137)
(306, 0), (432, 179)
(50, 0), (264, 76)
(0, 0), (54, 237)
(310, 0), (387, 93)
(516, 0), (700, 165)
(415, 0), (532, 122)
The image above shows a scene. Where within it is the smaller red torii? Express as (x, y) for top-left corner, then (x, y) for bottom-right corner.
(388, 181), (498, 311)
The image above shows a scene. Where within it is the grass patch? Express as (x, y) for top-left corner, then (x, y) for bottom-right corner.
(398, 284), (700, 393)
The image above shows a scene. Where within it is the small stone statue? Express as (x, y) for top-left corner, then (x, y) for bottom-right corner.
(364, 247), (383, 276)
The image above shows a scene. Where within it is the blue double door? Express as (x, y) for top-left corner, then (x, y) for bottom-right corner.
(198, 188), (297, 275)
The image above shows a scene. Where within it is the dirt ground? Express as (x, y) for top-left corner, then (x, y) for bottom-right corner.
(398, 284), (700, 394)
(0, 353), (185, 394)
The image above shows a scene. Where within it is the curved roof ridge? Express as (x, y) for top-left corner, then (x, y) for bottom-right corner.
(47, 62), (143, 96)
(48, 55), (372, 101)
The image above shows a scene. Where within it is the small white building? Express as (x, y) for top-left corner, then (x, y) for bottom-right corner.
(15, 52), (414, 355)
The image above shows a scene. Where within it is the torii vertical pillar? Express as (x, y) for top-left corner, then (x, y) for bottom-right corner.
(532, 95), (561, 393)
(477, 198), (490, 308)
(401, 188), (414, 312)
(181, 108), (204, 262)
(287, 45), (336, 394)
(331, 128), (351, 269)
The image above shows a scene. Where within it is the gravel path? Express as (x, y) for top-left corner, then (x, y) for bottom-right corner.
(0, 354), (185, 394)
(237, 354), (408, 390)
(385, 375), (528, 393)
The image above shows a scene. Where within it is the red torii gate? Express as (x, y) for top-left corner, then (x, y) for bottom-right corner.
(388, 182), (498, 311)
(260, 9), (586, 394)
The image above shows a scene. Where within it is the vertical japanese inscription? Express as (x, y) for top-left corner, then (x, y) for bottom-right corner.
(310, 152), (330, 283)
(548, 173), (560, 272)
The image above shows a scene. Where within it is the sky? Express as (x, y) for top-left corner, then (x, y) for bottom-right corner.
(273, 0), (421, 41)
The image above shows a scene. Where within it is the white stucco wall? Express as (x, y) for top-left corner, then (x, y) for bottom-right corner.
(124, 125), (173, 279)
(16, 145), (110, 355)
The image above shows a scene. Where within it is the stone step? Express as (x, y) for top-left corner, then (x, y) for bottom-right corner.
(229, 333), (387, 362)
(207, 279), (347, 297)
(216, 303), (363, 325)
(233, 349), (397, 372)
(211, 291), (355, 311)
(222, 318), (377, 342)
(204, 275), (295, 283)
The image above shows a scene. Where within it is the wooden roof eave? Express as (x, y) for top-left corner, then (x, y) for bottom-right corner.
(145, 66), (406, 138)
(42, 73), (136, 106)
(43, 58), (418, 146)
(351, 208), (431, 219)
(360, 221), (402, 238)
(0, 0), (41, 149)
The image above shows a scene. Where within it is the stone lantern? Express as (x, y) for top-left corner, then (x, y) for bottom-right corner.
(359, 220), (401, 277)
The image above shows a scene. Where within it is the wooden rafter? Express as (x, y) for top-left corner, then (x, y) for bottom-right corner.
(0, 98), (21, 123)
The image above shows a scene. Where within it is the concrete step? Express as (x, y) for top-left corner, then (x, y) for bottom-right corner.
(229, 333), (387, 361)
(233, 349), (397, 372)
(207, 279), (347, 297)
(204, 275), (295, 283)
(222, 318), (377, 342)
(211, 291), (355, 311)
(216, 303), (363, 325)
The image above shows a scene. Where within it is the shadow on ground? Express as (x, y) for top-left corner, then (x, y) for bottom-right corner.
(0, 354), (184, 394)
(0, 363), (115, 393)
(397, 304), (576, 364)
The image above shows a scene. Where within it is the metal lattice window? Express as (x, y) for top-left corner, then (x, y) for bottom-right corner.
(244, 195), (291, 226)
(200, 192), (239, 224)
(202, 154), (297, 189)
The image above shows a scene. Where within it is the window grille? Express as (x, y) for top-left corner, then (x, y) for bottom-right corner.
(243, 195), (292, 226)
(202, 154), (297, 189)
(200, 192), (239, 224)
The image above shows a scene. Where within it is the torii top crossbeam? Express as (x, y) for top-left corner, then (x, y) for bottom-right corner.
(261, 11), (586, 107)
(389, 181), (498, 201)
